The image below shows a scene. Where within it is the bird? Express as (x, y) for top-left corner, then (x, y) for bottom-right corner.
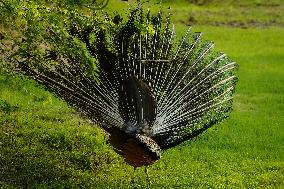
(16, 4), (237, 180)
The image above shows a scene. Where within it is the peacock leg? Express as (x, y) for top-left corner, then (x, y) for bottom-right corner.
(131, 167), (137, 184)
(145, 166), (152, 184)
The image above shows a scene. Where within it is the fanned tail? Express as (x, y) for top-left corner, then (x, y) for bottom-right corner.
(14, 5), (237, 151)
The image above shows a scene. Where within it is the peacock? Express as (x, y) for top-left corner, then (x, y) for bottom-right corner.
(13, 2), (237, 178)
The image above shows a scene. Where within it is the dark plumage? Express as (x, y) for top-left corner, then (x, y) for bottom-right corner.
(17, 5), (237, 170)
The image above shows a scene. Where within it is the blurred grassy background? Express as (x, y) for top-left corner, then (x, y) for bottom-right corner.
(0, 0), (284, 188)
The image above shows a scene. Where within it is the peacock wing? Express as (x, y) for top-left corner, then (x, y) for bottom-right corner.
(118, 76), (156, 136)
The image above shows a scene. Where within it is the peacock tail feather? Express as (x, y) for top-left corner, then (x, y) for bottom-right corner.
(15, 5), (237, 166)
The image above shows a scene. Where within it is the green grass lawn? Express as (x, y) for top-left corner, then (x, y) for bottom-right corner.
(1, 0), (284, 188)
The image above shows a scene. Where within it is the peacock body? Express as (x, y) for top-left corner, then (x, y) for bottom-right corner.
(17, 6), (237, 168)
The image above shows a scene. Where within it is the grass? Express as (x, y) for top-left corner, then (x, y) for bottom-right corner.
(1, 0), (284, 188)
(164, 1), (284, 28)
